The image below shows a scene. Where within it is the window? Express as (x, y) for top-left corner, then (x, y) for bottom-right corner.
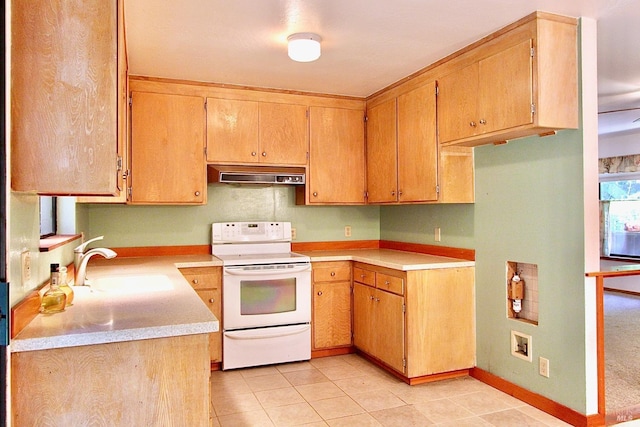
(600, 179), (640, 258)
(39, 196), (57, 238)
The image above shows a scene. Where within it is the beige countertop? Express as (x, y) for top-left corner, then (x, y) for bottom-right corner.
(300, 249), (475, 270)
(11, 255), (222, 353)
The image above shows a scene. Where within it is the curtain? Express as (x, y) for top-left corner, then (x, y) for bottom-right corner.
(599, 154), (640, 174)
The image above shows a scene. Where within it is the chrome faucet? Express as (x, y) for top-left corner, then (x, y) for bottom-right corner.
(74, 237), (117, 286)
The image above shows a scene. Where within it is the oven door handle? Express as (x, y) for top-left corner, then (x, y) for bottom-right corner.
(224, 264), (311, 276)
(224, 324), (310, 340)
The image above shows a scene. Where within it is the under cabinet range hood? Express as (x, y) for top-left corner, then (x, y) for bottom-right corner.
(207, 165), (306, 185)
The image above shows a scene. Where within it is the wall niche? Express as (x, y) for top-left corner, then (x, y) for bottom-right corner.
(506, 261), (538, 325)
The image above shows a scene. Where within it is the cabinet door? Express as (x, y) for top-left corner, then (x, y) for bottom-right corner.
(206, 97), (259, 163)
(437, 62), (479, 144)
(366, 98), (398, 203)
(397, 83), (438, 202)
(353, 283), (375, 355)
(308, 106), (365, 204)
(130, 92), (206, 204)
(180, 267), (223, 364)
(374, 289), (405, 373)
(259, 102), (308, 165)
(478, 39), (533, 134)
(313, 281), (352, 350)
(11, 0), (119, 195)
(195, 288), (222, 362)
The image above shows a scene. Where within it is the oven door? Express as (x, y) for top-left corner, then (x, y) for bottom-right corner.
(222, 263), (311, 330)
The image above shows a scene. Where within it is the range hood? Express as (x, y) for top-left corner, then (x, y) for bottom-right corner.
(207, 165), (306, 185)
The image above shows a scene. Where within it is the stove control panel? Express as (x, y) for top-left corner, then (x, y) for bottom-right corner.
(212, 222), (292, 243)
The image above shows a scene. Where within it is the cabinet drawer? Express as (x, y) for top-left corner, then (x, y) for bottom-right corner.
(179, 267), (222, 290)
(313, 264), (351, 282)
(376, 272), (404, 295)
(353, 267), (375, 286)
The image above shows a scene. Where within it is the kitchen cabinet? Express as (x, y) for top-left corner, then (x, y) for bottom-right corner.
(438, 146), (475, 203)
(12, 334), (211, 425)
(206, 97), (308, 166)
(129, 91), (207, 204)
(366, 82), (438, 204)
(11, 0), (127, 195)
(437, 14), (577, 147)
(353, 268), (405, 373)
(306, 106), (366, 204)
(438, 40), (533, 143)
(311, 262), (353, 352)
(179, 267), (222, 364)
(353, 263), (475, 380)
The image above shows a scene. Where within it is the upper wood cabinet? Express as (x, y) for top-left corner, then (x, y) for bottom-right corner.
(206, 98), (308, 166)
(366, 82), (438, 204)
(11, 0), (126, 195)
(438, 14), (577, 146)
(129, 91), (206, 204)
(306, 106), (366, 204)
(439, 40), (533, 143)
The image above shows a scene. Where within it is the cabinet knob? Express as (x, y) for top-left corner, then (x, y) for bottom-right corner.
(391, 190), (396, 196)
(209, 298), (215, 303)
(375, 298), (380, 302)
(262, 152), (267, 157)
(251, 151), (257, 156)
(385, 280), (390, 285)
(470, 121), (477, 127)
(331, 271), (336, 277)
(479, 119), (487, 125)
(313, 192), (318, 197)
(317, 291), (323, 296)
(398, 190), (403, 196)
(369, 295), (374, 300)
(194, 191), (200, 196)
(192, 279), (198, 284)
(360, 274), (366, 278)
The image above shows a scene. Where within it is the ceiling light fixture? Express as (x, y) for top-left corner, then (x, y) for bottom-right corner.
(287, 32), (322, 62)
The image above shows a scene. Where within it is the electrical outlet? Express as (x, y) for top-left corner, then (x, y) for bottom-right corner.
(21, 250), (31, 285)
(434, 227), (441, 242)
(344, 226), (352, 237)
(539, 357), (550, 377)
(291, 228), (297, 240)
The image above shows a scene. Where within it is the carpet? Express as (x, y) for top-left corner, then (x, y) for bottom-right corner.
(605, 291), (640, 413)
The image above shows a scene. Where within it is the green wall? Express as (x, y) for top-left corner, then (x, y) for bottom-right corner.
(381, 130), (587, 412)
(80, 185), (380, 248)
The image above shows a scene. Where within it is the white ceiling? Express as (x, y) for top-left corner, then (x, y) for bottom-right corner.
(124, 0), (640, 135)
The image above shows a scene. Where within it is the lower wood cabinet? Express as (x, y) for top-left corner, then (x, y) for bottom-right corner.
(353, 262), (475, 380)
(311, 262), (353, 351)
(179, 267), (222, 364)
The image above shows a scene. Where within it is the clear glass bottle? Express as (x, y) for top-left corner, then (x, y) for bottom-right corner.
(41, 263), (67, 314)
(58, 266), (74, 306)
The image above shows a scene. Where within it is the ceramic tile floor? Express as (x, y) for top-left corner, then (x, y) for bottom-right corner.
(210, 354), (572, 426)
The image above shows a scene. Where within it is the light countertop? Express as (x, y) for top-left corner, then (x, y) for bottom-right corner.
(11, 255), (222, 353)
(300, 249), (475, 271)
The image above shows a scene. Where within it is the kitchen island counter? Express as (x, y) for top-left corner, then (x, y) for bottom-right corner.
(300, 248), (474, 271)
(11, 255), (221, 353)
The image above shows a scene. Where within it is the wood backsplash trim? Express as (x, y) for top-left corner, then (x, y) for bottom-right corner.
(380, 240), (475, 261)
(111, 245), (211, 258)
(291, 240), (380, 251)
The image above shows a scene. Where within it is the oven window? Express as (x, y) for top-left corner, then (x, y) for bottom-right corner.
(240, 278), (296, 315)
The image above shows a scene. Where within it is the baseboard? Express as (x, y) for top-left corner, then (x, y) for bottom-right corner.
(311, 347), (354, 358)
(603, 287), (640, 297)
(470, 367), (605, 427)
